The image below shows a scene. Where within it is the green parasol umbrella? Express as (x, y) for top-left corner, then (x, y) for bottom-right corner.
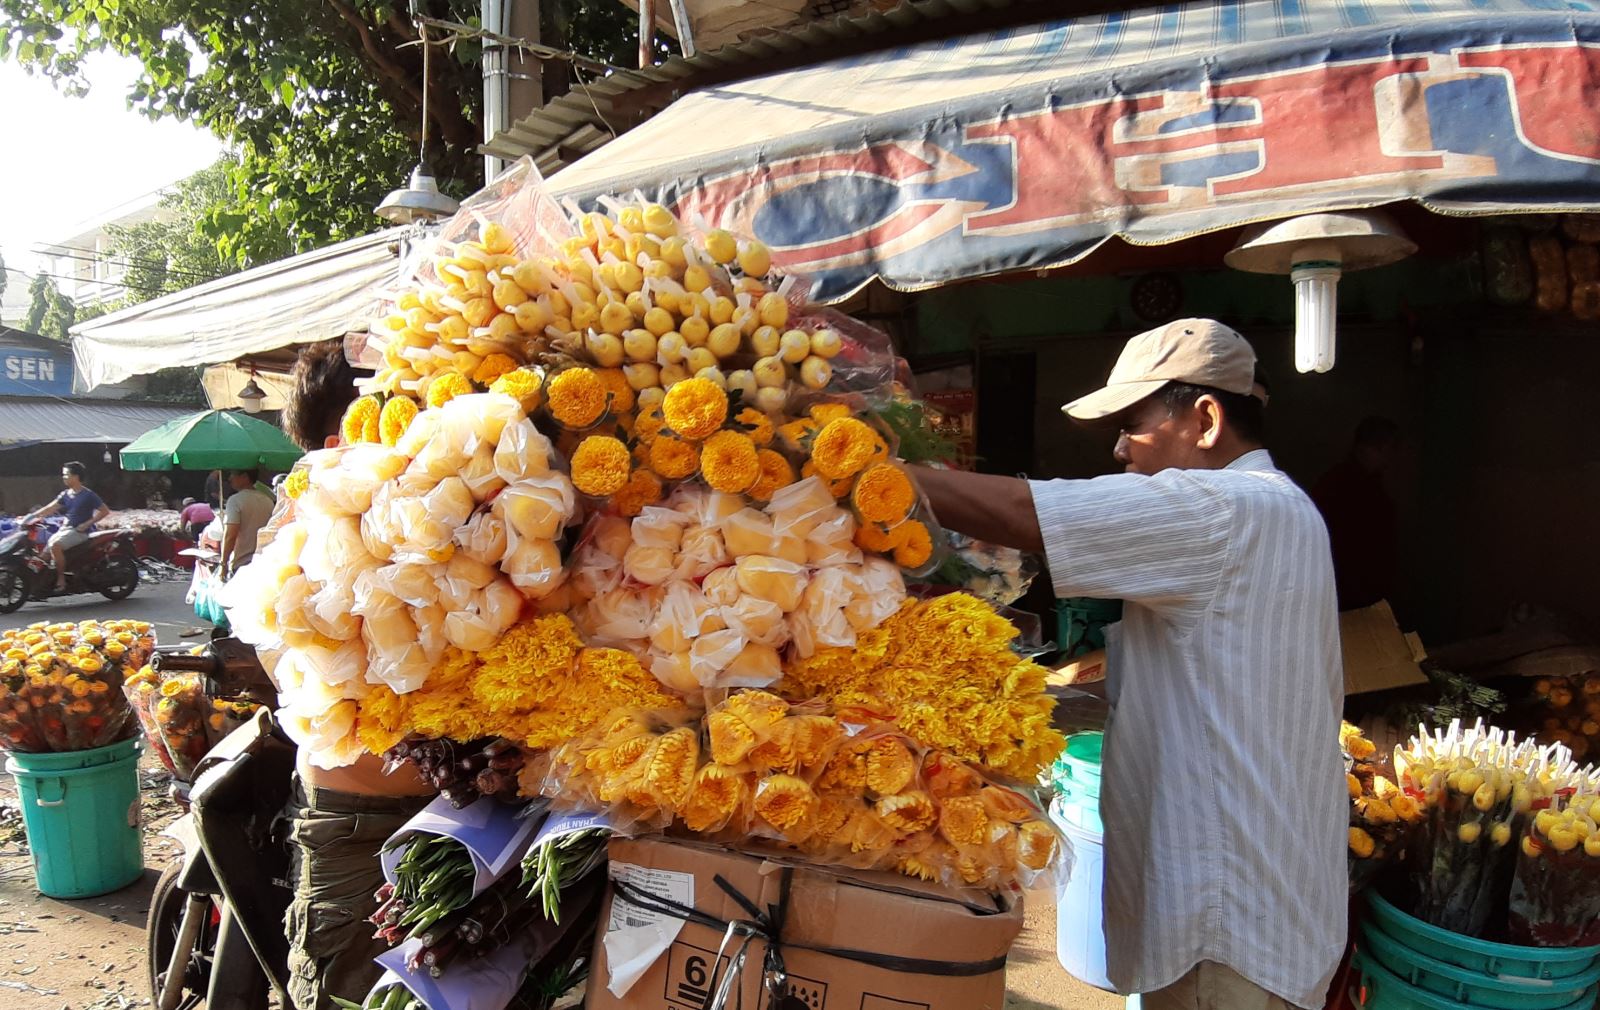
(119, 409), (305, 472)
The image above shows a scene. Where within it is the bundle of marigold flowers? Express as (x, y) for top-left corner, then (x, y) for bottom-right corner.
(0, 620), (150, 753)
(1343, 722), (1424, 893)
(542, 690), (1061, 888)
(783, 593), (1062, 781)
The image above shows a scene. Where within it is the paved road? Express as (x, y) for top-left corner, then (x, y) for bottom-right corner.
(0, 579), (210, 644)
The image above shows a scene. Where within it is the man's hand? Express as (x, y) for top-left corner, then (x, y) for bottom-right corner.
(910, 466), (1046, 553)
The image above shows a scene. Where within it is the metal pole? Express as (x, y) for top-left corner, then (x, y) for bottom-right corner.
(666, 0), (696, 57)
(481, 0), (507, 181)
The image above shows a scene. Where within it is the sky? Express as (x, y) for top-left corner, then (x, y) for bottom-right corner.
(0, 51), (224, 314)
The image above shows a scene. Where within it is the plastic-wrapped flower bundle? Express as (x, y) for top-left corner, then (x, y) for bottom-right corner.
(544, 691), (1061, 888)
(0, 620), (150, 753)
(1343, 722), (1425, 893)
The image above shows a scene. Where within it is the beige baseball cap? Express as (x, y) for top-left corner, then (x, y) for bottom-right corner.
(1063, 318), (1258, 420)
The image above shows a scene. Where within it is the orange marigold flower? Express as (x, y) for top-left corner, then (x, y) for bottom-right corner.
(876, 790), (937, 833)
(732, 406), (774, 446)
(749, 720), (799, 774)
(649, 436), (700, 481)
(723, 691), (789, 729)
(853, 520), (907, 554)
(778, 417), (820, 454)
(700, 430), (759, 494)
(340, 395), (381, 444)
(379, 395), (419, 447)
(614, 469), (664, 517)
(473, 352), (519, 386)
(810, 418), (884, 480)
(754, 774), (817, 832)
(426, 372), (473, 409)
(283, 469), (311, 500)
(802, 460), (854, 498)
(662, 376), (728, 440)
(866, 736), (917, 795)
(490, 367), (545, 412)
(939, 795), (990, 846)
(790, 715), (843, 769)
(809, 403), (852, 425)
(813, 795), (855, 840)
(643, 727), (699, 808)
(747, 450), (795, 502)
(816, 740), (870, 795)
(1018, 819), (1058, 870)
(708, 711), (759, 765)
(851, 463), (916, 525)
(547, 367), (608, 428)
(680, 763), (750, 833)
(571, 436), (633, 497)
(595, 367), (637, 414)
(892, 520), (933, 569)
(634, 406), (666, 444)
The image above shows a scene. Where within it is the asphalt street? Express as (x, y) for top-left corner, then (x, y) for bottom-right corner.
(0, 578), (208, 643)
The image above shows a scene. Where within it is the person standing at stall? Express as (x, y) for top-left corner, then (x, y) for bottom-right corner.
(915, 319), (1344, 1010)
(219, 469), (274, 576)
(273, 339), (436, 1010)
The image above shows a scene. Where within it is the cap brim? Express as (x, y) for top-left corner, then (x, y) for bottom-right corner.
(1062, 379), (1169, 421)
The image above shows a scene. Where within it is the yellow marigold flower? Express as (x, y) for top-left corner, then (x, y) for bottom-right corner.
(778, 417), (820, 454)
(1346, 824), (1377, 858)
(473, 352), (519, 386)
(572, 435), (633, 497)
(599, 733), (655, 776)
(747, 450), (795, 503)
(981, 786), (1035, 824)
(724, 691), (789, 729)
(851, 464), (916, 525)
(548, 367), (608, 428)
(68, 680), (91, 699)
(426, 371), (474, 409)
(813, 795), (855, 841)
(790, 715), (843, 769)
(816, 740), (870, 795)
(749, 720), (799, 774)
(643, 727), (700, 808)
(1017, 820), (1057, 870)
(809, 403), (852, 425)
(76, 657), (103, 675)
(732, 407), (774, 446)
(852, 520), (905, 555)
(681, 764), (750, 833)
(595, 368), (636, 415)
(876, 790), (937, 833)
(283, 469), (310, 500)
(754, 774), (817, 832)
(341, 395), (381, 444)
(159, 678), (187, 698)
(892, 520), (933, 569)
(613, 469), (664, 517)
(866, 737), (917, 795)
(811, 417), (885, 480)
(709, 711), (759, 765)
(1340, 721), (1377, 760)
(379, 395), (419, 447)
(662, 376), (728, 440)
(939, 795), (990, 846)
(840, 806), (900, 852)
(634, 406), (666, 444)
(648, 436), (699, 481)
(490, 367), (545, 412)
(700, 430), (759, 494)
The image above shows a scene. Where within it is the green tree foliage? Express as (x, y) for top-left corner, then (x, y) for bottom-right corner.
(0, 1), (659, 268)
(0, 248), (8, 303)
(101, 160), (233, 303)
(24, 272), (75, 341)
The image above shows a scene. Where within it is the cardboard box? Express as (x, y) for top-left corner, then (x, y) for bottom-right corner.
(1341, 601), (1428, 696)
(1047, 648), (1107, 687)
(590, 835), (1023, 1010)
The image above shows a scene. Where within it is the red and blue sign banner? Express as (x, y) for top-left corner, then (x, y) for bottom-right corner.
(549, 0), (1600, 300)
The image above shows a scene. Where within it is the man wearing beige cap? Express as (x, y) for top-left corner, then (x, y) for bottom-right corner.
(917, 319), (1344, 1010)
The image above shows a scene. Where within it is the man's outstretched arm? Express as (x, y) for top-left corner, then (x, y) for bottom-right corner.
(911, 467), (1044, 553)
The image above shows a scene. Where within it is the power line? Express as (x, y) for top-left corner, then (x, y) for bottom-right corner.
(32, 245), (221, 284)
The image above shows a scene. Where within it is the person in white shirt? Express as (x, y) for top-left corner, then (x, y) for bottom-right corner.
(220, 469), (275, 576)
(915, 319), (1344, 1010)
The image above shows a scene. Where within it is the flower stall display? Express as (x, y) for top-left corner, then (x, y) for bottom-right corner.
(123, 659), (264, 780)
(223, 160), (1065, 1007)
(1344, 722), (1425, 892)
(0, 620), (151, 753)
(1509, 777), (1600, 945)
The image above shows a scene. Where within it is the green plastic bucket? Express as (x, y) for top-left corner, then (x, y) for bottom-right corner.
(1352, 951), (1598, 1010)
(1366, 890), (1600, 981)
(1359, 921), (1600, 1009)
(1050, 732), (1105, 833)
(5, 738), (144, 898)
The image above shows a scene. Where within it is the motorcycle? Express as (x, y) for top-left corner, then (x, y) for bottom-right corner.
(145, 638), (293, 1010)
(0, 520), (140, 613)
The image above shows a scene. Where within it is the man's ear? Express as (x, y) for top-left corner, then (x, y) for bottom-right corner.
(1194, 394), (1225, 449)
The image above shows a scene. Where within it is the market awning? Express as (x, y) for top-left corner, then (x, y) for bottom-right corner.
(542, 0), (1600, 300)
(70, 228), (405, 392)
(0, 397), (194, 448)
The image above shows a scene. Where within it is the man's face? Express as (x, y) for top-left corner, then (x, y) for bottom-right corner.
(1111, 396), (1209, 476)
(229, 472), (250, 490)
(61, 470), (78, 489)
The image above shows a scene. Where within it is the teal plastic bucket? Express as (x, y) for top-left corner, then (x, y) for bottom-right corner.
(6, 738), (144, 898)
(1352, 951), (1598, 1010)
(1360, 921), (1600, 1009)
(1051, 732), (1105, 832)
(1367, 890), (1600, 981)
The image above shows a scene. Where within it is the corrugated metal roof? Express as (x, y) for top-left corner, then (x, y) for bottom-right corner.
(0, 397), (194, 447)
(482, 0), (1028, 175)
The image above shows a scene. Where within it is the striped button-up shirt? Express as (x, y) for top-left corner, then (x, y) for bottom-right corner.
(1031, 449), (1345, 1009)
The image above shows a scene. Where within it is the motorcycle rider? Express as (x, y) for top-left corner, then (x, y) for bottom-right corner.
(21, 461), (111, 593)
(274, 340), (435, 1010)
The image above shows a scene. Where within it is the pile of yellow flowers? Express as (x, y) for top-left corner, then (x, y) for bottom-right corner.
(783, 594), (1061, 780)
(124, 665), (213, 779)
(547, 690), (1059, 888)
(0, 620), (150, 753)
(1343, 722), (1424, 891)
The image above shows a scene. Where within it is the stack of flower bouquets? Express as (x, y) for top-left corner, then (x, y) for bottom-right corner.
(1344, 722), (1425, 893)
(0, 620), (150, 753)
(1509, 773), (1600, 945)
